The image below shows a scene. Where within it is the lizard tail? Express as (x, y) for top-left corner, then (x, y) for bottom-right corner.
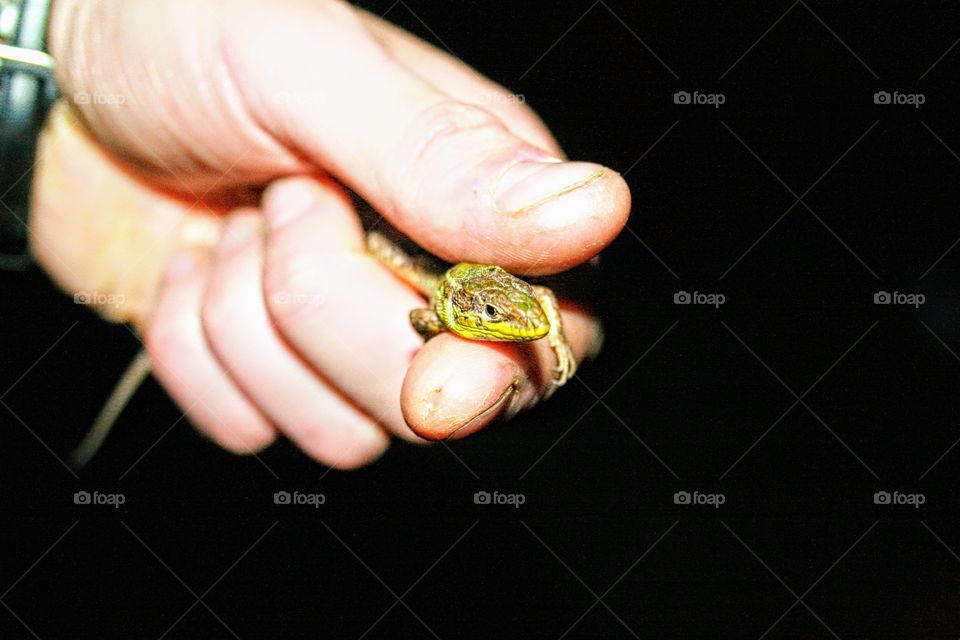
(70, 349), (152, 469)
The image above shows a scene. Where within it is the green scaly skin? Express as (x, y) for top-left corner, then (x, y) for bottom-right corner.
(367, 232), (576, 386)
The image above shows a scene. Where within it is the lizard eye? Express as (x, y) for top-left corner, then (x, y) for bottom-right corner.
(483, 304), (499, 319)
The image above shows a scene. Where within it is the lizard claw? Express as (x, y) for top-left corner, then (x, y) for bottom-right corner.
(531, 284), (577, 388)
(551, 338), (577, 387)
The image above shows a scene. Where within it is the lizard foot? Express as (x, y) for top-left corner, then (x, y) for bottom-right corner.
(551, 335), (577, 387)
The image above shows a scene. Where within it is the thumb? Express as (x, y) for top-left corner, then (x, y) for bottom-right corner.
(232, 2), (630, 274)
(51, 0), (630, 274)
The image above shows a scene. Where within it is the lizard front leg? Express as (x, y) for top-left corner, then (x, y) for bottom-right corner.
(532, 285), (576, 387)
(410, 308), (445, 341)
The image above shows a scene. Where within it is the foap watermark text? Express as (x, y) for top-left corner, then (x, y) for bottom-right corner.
(674, 490), (725, 508)
(675, 290), (725, 308)
(873, 91), (924, 108)
(474, 490), (525, 508)
(874, 291), (925, 308)
(74, 291), (125, 307)
(274, 490), (326, 508)
(674, 90), (725, 108)
(74, 490), (126, 508)
(874, 490), (924, 508)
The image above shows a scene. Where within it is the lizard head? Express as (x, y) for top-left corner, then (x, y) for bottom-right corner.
(440, 264), (550, 342)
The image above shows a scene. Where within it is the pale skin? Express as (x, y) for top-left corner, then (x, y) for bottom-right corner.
(33, 0), (631, 468)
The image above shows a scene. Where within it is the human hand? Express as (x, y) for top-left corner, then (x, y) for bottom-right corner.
(32, 0), (630, 467)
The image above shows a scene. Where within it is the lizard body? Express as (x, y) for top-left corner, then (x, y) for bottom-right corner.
(366, 232), (576, 385)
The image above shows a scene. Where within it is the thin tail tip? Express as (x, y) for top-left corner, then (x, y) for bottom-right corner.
(68, 450), (89, 471)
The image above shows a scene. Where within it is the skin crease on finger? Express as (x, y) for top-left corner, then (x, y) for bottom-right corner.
(353, 10), (630, 270)
(355, 9), (564, 157)
(48, 0), (312, 191)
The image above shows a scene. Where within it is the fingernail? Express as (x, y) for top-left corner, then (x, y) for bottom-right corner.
(493, 160), (608, 214)
(263, 179), (321, 229)
(218, 216), (261, 255)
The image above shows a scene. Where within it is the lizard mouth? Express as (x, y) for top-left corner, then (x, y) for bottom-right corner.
(478, 315), (550, 341)
(449, 315), (549, 342)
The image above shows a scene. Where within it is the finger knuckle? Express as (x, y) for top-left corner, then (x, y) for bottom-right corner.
(263, 251), (329, 331)
(388, 99), (507, 206)
(144, 312), (192, 366)
(199, 285), (231, 342)
(207, 419), (276, 455)
(292, 419), (382, 469)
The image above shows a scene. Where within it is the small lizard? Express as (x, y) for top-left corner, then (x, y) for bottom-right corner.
(366, 232), (576, 386)
(70, 231), (576, 468)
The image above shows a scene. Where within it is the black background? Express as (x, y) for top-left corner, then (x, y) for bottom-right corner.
(4, 1), (960, 637)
